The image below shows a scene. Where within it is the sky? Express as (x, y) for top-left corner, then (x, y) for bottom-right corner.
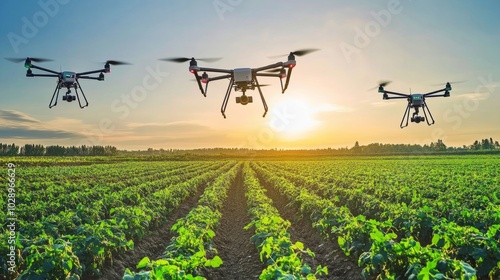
(1, 0), (499, 150)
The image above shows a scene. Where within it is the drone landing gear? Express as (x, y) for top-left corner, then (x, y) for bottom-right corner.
(220, 78), (268, 118)
(49, 80), (88, 109)
(400, 101), (435, 128)
(221, 78), (234, 119)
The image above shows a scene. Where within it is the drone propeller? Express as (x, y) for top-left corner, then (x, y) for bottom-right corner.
(5, 57), (53, 63)
(368, 80), (392, 91)
(159, 57), (222, 63)
(105, 60), (131, 65)
(269, 48), (320, 58)
(429, 80), (467, 86)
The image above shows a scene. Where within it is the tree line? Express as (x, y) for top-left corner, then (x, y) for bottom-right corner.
(0, 143), (118, 156)
(1, 137), (499, 157)
(348, 138), (500, 155)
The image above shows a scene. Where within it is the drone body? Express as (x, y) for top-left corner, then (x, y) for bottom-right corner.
(378, 82), (452, 128)
(7, 57), (128, 109)
(161, 49), (318, 118)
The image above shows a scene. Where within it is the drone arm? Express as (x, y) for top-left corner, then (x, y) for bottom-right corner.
(383, 95), (409, 100)
(255, 73), (281, 78)
(207, 74), (232, 82)
(424, 94), (448, 98)
(29, 64), (60, 75)
(197, 67), (232, 74)
(384, 90), (409, 98)
(28, 73), (59, 78)
(78, 76), (103, 81)
(254, 62), (284, 72)
(423, 88), (446, 96)
(77, 69), (106, 76)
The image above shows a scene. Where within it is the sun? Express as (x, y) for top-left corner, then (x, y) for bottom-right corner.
(268, 98), (320, 139)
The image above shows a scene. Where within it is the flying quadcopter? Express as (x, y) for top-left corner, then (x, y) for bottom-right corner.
(376, 81), (454, 128)
(6, 57), (129, 109)
(160, 49), (319, 118)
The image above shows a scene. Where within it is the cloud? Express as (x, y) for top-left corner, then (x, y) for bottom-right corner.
(0, 128), (80, 139)
(0, 110), (84, 140)
(0, 110), (40, 123)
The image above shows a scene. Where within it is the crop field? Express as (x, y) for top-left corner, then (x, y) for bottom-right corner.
(1, 155), (500, 279)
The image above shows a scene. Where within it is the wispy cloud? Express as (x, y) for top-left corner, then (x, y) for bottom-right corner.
(0, 110), (84, 140)
(0, 110), (40, 123)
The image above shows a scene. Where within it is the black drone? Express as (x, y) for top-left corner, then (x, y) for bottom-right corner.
(160, 49), (319, 118)
(376, 81), (453, 128)
(6, 57), (129, 109)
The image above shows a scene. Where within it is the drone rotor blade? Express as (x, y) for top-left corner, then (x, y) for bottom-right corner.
(269, 48), (320, 58)
(159, 57), (221, 63)
(197, 57), (222, 63)
(379, 80), (391, 87)
(30, 57), (53, 63)
(5, 57), (52, 63)
(292, 48), (320, 56)
(5, 58), (24, 63)
(159, 57), (191, 63)
(106, 60), (131, 65)
(430, 80), (467, 86)
(368, 80), (392, 91)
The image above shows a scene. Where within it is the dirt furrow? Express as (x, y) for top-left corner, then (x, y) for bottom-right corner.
(258, 173), (365, 280)
(202, 167), (265, 279)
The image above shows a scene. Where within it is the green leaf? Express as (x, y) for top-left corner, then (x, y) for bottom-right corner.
(300, 264), (311, 274)
(137, 256), (150, 269)
(295, 241), (304, 251)
(205, 255), (223, 268)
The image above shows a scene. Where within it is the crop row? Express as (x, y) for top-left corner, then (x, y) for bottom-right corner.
(251, 161), (500, 279)
(1, 161), (235, 279)
(123, 163), (240, 279)
(242, 163), (328, 279)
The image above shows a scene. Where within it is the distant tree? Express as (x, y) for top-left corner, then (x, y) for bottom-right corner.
(472, 140), (481, 150)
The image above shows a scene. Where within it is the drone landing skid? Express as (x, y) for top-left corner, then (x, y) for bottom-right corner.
(220, 78), (268, 119)
(49, 80), (89, 109)
(400, 101), (435, 129)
